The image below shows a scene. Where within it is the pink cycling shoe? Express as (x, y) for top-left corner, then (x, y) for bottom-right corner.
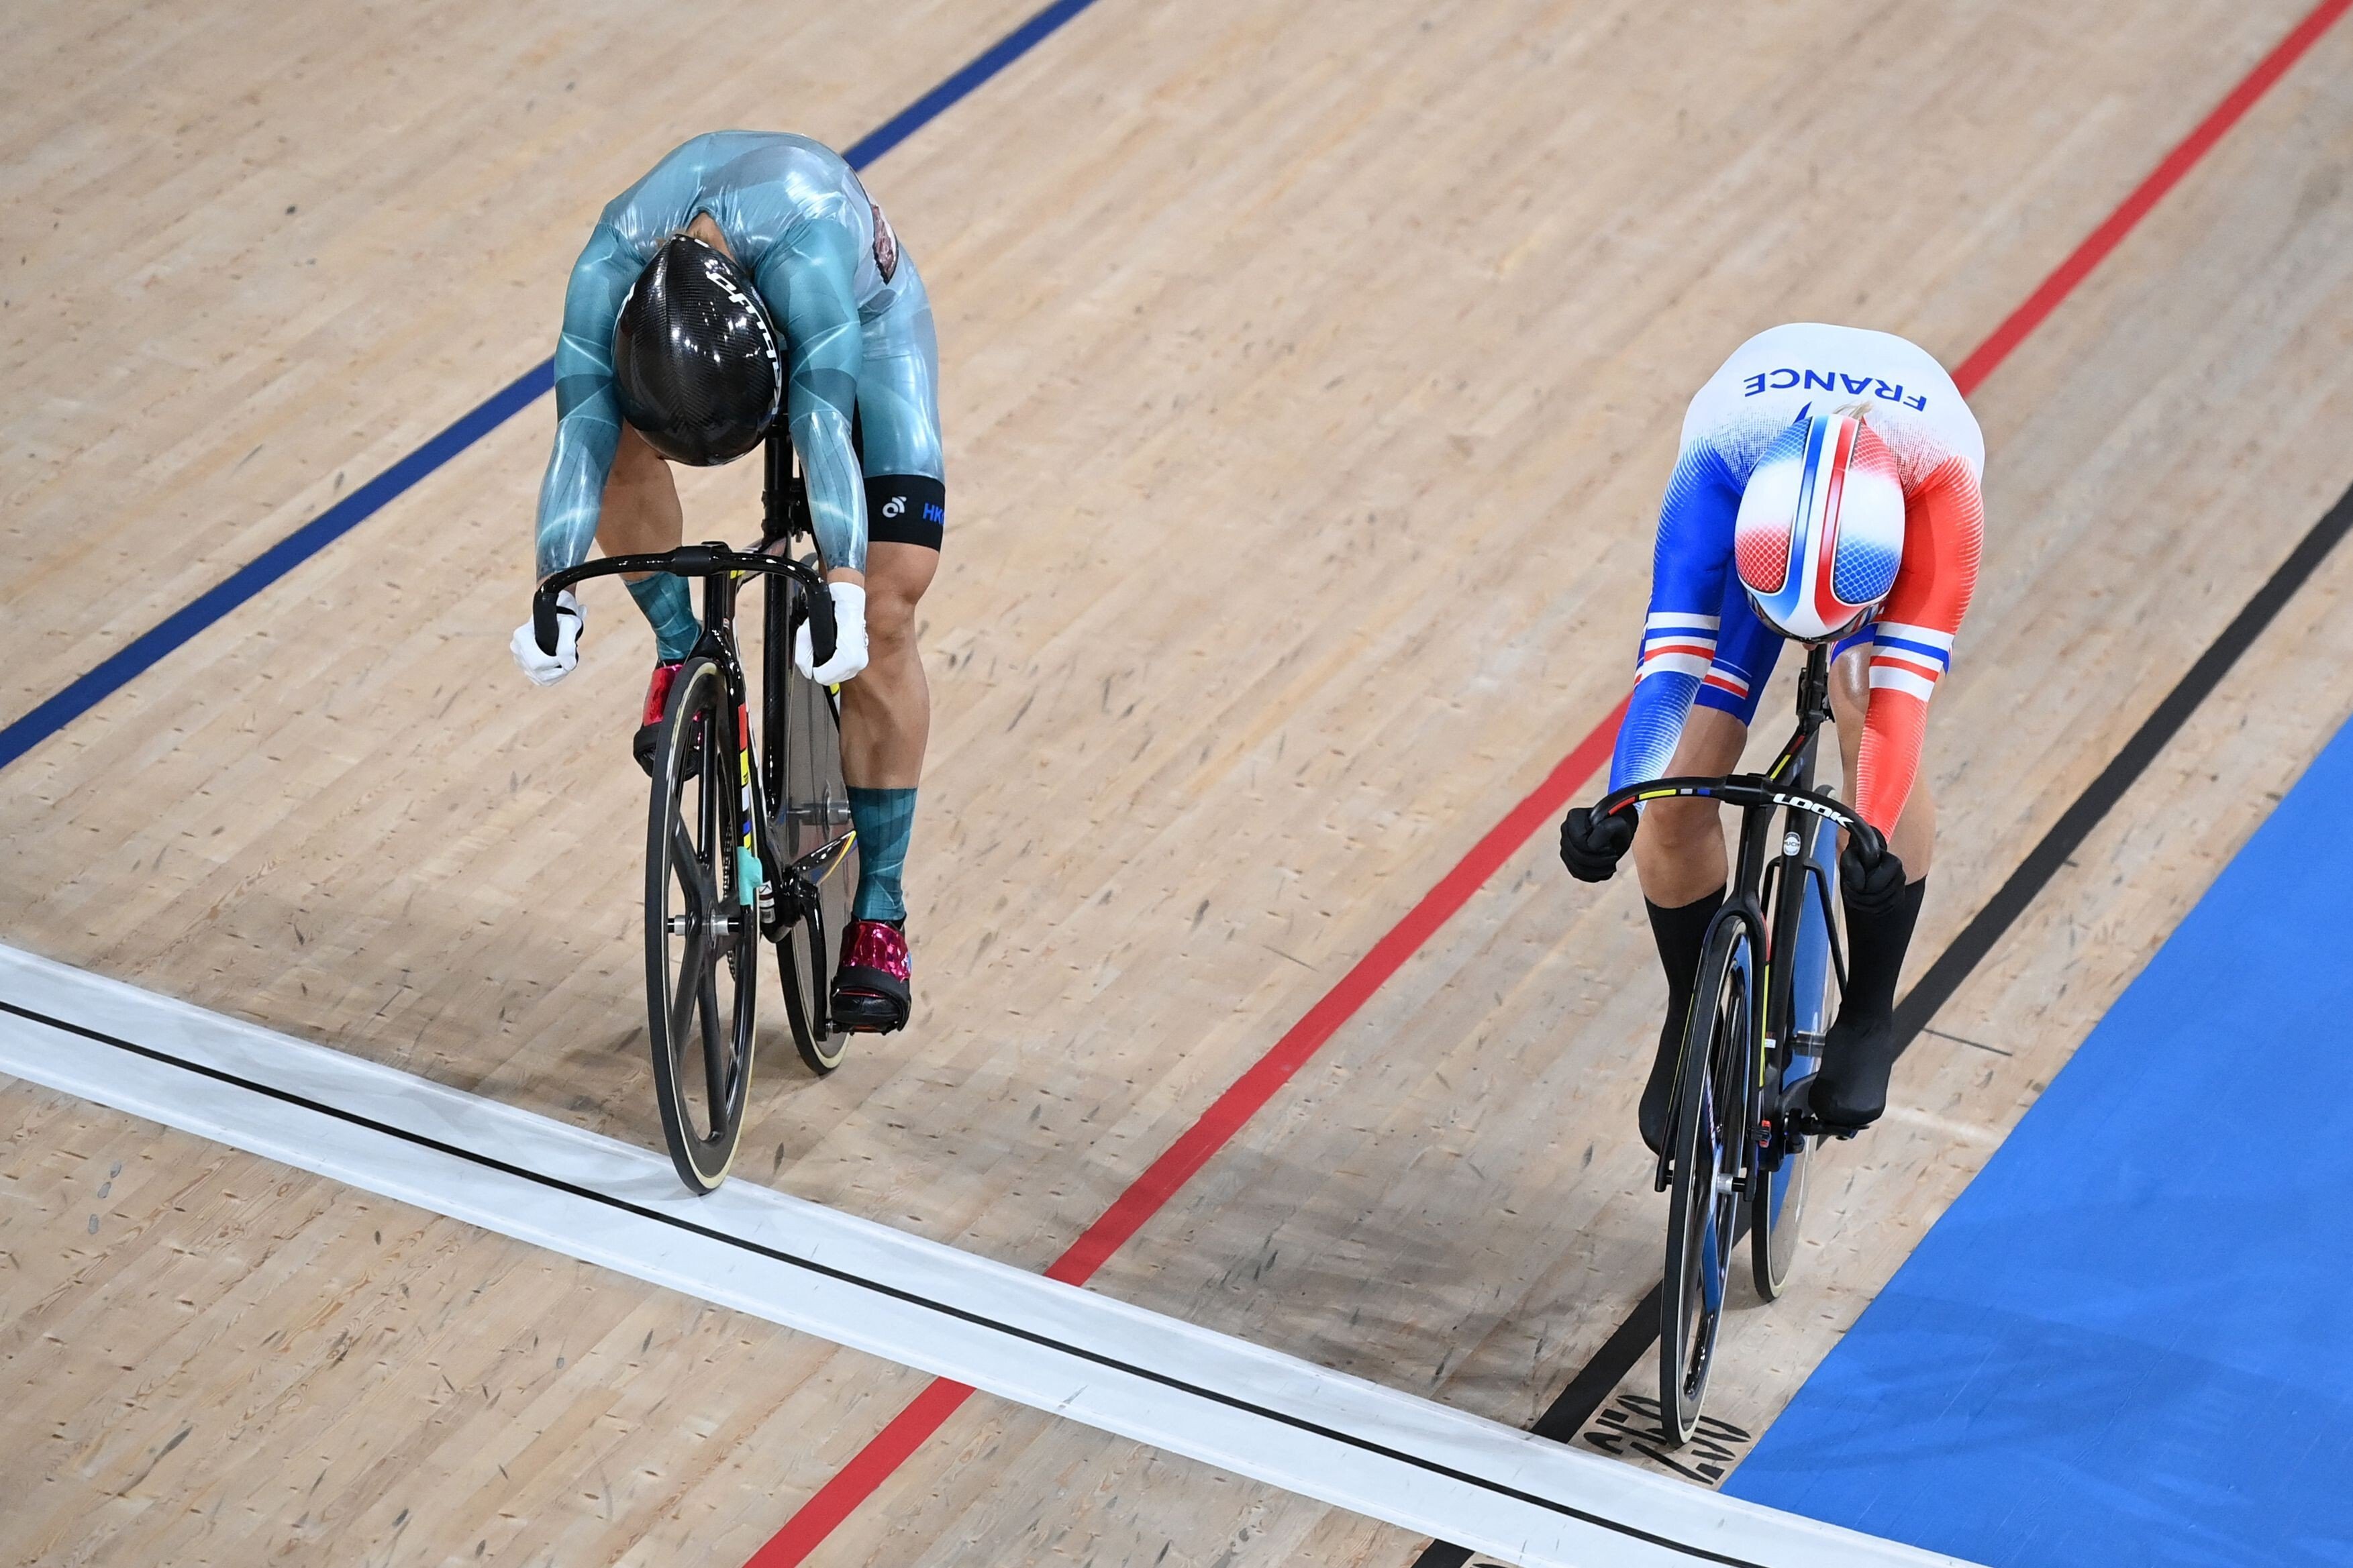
(632, 661), (695, 777)
(832, 919), (911, 1034)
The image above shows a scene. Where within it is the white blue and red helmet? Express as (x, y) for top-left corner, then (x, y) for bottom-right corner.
(1734, 411), (1906, 642)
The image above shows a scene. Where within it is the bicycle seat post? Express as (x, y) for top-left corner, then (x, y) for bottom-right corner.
(760, 429), (793, 549)
(1796, 643), (1834, 730)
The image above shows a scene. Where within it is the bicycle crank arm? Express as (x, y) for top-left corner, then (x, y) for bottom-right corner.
(756, 839), (856, 942)
(1781, 1107), (1862, 1142)
(787, 831), (856, 892)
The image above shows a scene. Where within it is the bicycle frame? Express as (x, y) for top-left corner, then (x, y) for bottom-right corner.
(529, 435), (853, 935)
(754, 437), (856, 888)
(1587, 644), (1881, 1190)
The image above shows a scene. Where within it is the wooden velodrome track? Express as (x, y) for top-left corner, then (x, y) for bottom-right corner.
(5, 0), (2352, 1563)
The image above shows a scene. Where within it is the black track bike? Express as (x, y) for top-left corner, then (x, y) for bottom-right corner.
(1581, 643), (1880, 1443)
(532, 433), (860, 1193)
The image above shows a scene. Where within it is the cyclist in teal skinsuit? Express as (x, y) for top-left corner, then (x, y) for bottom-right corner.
(511, 131), (941, 1032)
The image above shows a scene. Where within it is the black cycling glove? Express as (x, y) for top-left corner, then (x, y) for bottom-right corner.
(1560, 806), (1636, 883)
(1840, 838), (1909, 918)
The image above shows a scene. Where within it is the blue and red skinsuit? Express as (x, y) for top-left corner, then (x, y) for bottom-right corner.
(1607, 323), (1987, 837)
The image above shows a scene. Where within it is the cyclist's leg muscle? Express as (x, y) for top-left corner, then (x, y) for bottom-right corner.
(1632, 707), (1748, 906)
(597, 423), (687, 558)
(1632, 576), (1779, 906)
(842, 543), (936, 790)
(601, 423), (699, 662)
(839, 260), (942, 790)
(836, 259), (944, 929)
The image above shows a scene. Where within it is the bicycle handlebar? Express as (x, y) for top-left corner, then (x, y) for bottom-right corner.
(1589, 774), (1886, 863)
(532, 543), (834, 667)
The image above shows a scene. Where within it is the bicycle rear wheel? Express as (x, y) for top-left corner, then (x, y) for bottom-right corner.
(1660, 910), (1756, 1446)
(767, 569), (860, 1074)
(1749, 1082), (1815, 1301)
(646, 657), (758, 1193)
(1752, 826), (1838, 1300)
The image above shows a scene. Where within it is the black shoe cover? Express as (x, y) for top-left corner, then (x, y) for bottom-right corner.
(1638, 1016), (1681, 1156)
(1809, 1012), (1899, 1130)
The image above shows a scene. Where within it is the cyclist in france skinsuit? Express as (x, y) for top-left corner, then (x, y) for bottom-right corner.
(1560, 322), (1985, 1148)
(509, 131), (943, 1033)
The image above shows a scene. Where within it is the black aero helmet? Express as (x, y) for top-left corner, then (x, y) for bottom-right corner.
(611, 233), (781, 466)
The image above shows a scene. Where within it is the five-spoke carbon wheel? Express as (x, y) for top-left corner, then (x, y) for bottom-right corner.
(645, 657), (759, 1193)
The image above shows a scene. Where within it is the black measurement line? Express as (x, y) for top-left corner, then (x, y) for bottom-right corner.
(0, 996), (1768, 1567)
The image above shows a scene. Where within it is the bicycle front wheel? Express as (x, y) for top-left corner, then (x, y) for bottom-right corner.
(1660, 910), (1756, 1446)
(646, 658), (759, 1194)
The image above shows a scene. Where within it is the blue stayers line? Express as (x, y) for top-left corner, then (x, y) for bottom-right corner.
(842, 0), (1101, 167)
(0, 362), (551, 773)
(0, 0), (1105, 776)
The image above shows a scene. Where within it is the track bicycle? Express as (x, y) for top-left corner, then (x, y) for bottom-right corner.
(1581, 642), (1881, 1444)
(532, 432), (860, 1194)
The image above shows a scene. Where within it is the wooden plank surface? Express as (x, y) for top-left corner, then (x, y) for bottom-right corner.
(3, 0), (2348, 1563)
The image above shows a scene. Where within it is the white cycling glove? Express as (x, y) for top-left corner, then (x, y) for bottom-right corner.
(511, 588), (583, 686)
(795, 580), (870, 685)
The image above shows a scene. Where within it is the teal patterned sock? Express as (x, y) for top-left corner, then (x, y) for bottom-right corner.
(848, 786), (916, 923)
(625, 573), (701, 664)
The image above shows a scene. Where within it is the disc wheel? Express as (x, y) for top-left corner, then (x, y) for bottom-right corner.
(1751, 1010), (1825, 1304)
(771, 573), (860, 1074)
(1660, 912), (1755, 1446)
(645, 658), (758, 1194)
(1749, 1084), (1815, 1302)
(1753, 839), (1839, 1300)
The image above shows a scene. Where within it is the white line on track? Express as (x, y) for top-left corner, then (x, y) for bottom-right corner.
(1879, 1104), (2004, 1148)
(0, 943), (1974, 1568)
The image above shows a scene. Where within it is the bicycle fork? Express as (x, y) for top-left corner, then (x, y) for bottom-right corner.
(735, 702), (765, 921)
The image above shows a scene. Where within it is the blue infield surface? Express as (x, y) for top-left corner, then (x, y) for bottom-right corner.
(1726, 713), (2353, 1568)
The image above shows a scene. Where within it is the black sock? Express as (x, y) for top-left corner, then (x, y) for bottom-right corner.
(1814, 877), (1928, 1127)
(1640, 886), (1725, 1153)
(1840, 876), (1926, 1027)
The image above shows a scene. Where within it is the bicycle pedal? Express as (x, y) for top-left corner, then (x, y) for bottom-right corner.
(1785, 1108), (1860, 1143)
(831, 996), (907, 1034)
(759, 874), (816, 939)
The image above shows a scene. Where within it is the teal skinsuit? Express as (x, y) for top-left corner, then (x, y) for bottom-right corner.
(535, 130), (944, 582)
(534, 131), (942, 927)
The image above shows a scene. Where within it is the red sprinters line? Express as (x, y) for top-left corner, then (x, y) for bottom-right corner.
(746, 5), (2349, 1561)
(1951, 0), (2352, 396)
(747, 1378), (977, 1567)
(1045, 702), (1628, 1290)
(741, 705), (1625, 1568)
